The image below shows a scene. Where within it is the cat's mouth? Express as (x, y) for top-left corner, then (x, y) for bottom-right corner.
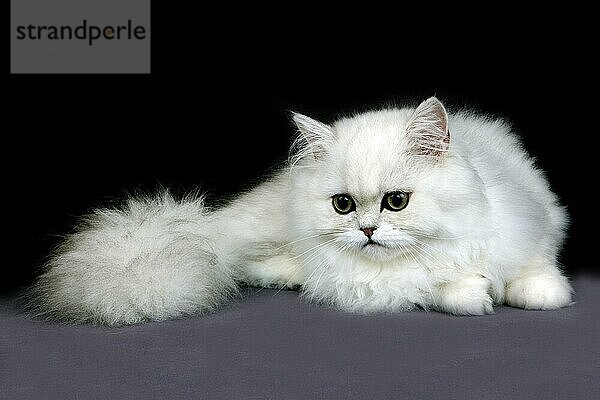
(363, 240), (384, 248)
(359, 239), (393, 260)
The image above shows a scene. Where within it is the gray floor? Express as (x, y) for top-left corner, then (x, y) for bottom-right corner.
(1, 277), (599, 400)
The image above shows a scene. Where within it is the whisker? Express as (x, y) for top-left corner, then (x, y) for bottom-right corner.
(416, 232), (471, 240)
(274, 237), (343, 296)
(393, 227), (472, 241)
(302, 253), (334, 301)
(304, 243), (343, 303)
(404, 242), (438, 308)
(272, 239), (337, 295)
(273, 232), (339, 251)
(410, 239), (448, 269)
(313, 241), (347, 287)
(290, 238), (338, 261)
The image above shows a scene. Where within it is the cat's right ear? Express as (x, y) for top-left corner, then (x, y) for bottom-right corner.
(290, 112), (334, 161)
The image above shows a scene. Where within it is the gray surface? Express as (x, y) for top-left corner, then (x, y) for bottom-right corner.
(1, 278), (599, 400)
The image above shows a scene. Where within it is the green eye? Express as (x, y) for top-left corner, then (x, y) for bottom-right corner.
(382, 191), (410, 212)
(332, 194), (356, 214)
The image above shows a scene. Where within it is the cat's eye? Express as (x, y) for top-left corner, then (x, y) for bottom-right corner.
(332, 194), (356, 214)
(382, 191), (410, 212)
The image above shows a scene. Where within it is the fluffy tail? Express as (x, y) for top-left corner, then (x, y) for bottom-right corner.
(28, 192), (237, 325)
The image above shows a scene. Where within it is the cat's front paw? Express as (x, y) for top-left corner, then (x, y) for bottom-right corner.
(505, 273), (573, 310)
(435, 276), (494, 316)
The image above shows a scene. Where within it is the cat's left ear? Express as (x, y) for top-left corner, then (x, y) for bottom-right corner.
(405, 97), (450, 158)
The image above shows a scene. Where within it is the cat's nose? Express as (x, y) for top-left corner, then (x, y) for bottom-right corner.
(361, 227), (377, 238)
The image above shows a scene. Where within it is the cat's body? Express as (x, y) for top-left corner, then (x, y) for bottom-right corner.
(31, 98), (573, 325)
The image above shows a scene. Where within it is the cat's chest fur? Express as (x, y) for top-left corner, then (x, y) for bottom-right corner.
(294, 240), (477, 312)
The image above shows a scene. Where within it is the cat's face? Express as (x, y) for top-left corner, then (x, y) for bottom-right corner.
(311, 111), (444, 262)
(292, 98), (484, 263)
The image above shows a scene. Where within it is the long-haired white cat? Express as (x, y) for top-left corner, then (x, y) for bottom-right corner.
(30, 97), (573, 325)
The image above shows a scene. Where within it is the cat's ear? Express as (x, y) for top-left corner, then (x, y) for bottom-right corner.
(405, 97), (450, 158)
(291, 112), (334, 161)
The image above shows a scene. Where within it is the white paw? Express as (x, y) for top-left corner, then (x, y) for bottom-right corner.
(241, 255), (304, 291)
(505, 274), (573, 310)
(437, 276), (494, 316)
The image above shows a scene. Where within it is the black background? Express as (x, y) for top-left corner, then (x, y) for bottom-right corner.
(4, 6), (596, 293)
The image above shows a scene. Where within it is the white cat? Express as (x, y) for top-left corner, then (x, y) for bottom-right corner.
(30, 97), (573, 325)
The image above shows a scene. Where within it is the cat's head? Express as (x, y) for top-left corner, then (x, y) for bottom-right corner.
(290, 97), (486, 263)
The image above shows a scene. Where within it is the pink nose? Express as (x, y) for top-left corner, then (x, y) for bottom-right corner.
(361, 227), (377, 238)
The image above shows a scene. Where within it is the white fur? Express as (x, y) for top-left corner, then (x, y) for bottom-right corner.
(30, 193), (237, 325)
(289, 97), (572, 315)
(32, 97), (573, 324)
